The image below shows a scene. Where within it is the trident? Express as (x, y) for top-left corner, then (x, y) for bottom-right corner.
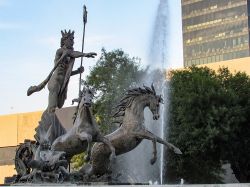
(79, 5), (88, 97)
(71, 5), (88, 121)
(71, 5), (87, 105)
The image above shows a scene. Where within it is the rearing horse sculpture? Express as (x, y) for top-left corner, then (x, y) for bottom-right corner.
(81, 85), (182, 176)
(51, 87), (116, 163)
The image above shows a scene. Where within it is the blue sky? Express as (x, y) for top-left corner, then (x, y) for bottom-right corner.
(0, 0), (183, 114)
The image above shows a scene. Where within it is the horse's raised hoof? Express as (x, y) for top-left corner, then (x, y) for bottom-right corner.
(174, 147), (182, 155)
(150, 157), (157, 165)
(109, 152), (116, 162)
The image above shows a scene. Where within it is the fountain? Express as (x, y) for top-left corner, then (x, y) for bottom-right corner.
(111, 0), (170, 184)
(5, 1), (183, 185)
(148, 0), (169, 184)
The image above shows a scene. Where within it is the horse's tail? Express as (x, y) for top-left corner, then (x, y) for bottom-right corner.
(89, 142), (111, 176)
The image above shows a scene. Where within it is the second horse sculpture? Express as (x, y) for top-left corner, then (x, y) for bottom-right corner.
(51, 87), (116, 164)
(81, 85), (182, 177)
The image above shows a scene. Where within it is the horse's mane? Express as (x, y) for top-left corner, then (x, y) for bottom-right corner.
(113, 84), (156, 120)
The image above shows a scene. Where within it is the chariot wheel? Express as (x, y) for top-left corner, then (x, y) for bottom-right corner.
(14, 139), (38, 176)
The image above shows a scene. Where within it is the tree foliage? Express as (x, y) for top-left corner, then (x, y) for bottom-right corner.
(165, 66), (250, 183)
(86, 48), (146, 133)
(71, 48), (145, 170)
(70, 153), (86, 171)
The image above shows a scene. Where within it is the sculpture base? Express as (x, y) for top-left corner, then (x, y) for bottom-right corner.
(10, 183), (250, 187)
(11, 182), (150, 186)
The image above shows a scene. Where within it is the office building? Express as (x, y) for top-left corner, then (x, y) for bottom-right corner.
(182, 0), (250, 66)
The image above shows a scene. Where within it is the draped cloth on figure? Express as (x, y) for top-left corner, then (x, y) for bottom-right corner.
(34, 111), (66, 145)
(35, 53), (75, 144)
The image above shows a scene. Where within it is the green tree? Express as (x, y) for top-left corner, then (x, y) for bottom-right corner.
(71, 48), (145, 170)
(218, 68), (250, 182)
(71, 153), (86, 171)
(86, 48), (146, 133)
(165, 66), (250, 183)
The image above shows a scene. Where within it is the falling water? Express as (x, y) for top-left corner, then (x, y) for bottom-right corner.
(159, 81), (166, 184)
(147, 0), (169, 184)
(148, 0), (168, 70)
(112, 0), (169, 184)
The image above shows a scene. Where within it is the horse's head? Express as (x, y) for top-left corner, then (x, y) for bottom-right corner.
(79, 87), (95, 108)
(145, 84), (163, 120)
(113, 84), (163, 123)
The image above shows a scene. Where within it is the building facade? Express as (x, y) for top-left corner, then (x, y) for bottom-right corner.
(0, 107), (75, 184)
(182, 0), (250, 67)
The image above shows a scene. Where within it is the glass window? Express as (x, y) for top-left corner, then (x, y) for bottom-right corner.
(204, 58), (208, 64)
(233, 39), (236, 47)
(232, 52), (236, 58)
(208, 57), (211, 63)
(229, 53), (233, 59)
(225, 53), (229, 60)
(220, 54), (223, 61)
(200, 58), (204, 64)
(216, 55), (220, 61)
(238, 37), (241, 45)
(212, 56), (216, 62)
